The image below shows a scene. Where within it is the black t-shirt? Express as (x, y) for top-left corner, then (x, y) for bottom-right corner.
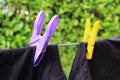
(68, 42), (92, 80)
(89, 36), (120, 80)
(0, 45), (66, 80)
(69, 36), (120, 80)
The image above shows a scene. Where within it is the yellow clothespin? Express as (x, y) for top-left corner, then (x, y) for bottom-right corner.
(83, 19), (100, 59)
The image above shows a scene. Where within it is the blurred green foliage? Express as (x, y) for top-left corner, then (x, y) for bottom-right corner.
(0, 0), (120, 77)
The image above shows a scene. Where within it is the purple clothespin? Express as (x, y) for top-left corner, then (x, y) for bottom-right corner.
(29, 11), (59, 67)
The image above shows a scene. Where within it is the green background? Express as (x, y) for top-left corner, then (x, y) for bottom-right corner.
(0, 0), (120, 77)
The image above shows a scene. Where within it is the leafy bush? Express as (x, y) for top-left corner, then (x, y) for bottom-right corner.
(0, 0), (120, 77)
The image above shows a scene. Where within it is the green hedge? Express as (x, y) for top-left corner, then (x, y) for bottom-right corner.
(0, 0), (120, 77)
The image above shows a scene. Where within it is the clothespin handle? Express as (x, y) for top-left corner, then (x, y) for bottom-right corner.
(83, 19), (91, 42)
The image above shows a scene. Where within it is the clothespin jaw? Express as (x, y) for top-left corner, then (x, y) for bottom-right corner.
(29, 11), (59, 67)
(83, 19), (100, 59)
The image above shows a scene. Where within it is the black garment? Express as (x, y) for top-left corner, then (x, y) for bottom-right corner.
(33, 45), (67, 80)
(88, 36), (120, 80)
(69, 36), (120, 80)
(0, 45), (66, 80)
(0, 47), (34, 80)
(68, 43), (92, 80)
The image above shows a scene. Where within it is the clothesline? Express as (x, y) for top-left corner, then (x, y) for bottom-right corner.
(58, 43), (79, 47)
(30, 35), (79, 47)
(51, 43), (79, 47)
